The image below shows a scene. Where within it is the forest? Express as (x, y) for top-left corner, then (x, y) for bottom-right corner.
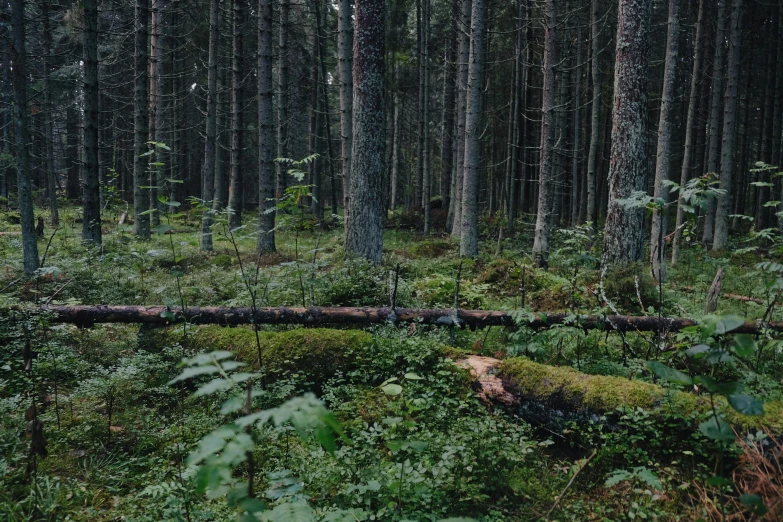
(2, 0), (783, 519)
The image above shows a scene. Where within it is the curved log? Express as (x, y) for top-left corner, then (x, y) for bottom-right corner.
(11, 305), (783, 333)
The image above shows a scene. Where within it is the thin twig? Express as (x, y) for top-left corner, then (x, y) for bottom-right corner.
(544, 448), (598, 520)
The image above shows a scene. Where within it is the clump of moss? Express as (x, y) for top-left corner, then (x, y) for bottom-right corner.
(498, 357), (783, 433)
(600, 262), (658, 313)
(146, 326), (372, 383)
(408, 238), (457, 258)
(212, 253), (234, 268)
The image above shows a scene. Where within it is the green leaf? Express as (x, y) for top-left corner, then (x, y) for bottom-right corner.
(739, 494), (767, 516)
(381, 383), (403, 396)
(168, 365), (220, 384)
(193, 378), (233, 397)
(685, 344), (711, 358)
(385, 440), (404, 453)
(261, 501), (316, 522)
(716, 315), (745, 335)
(694, 375), (742, 396)
(408, 440), (429, 452)
(726, 394), (764, 416)
(404, 372), (424, 380)
(732, 334), (757, 357)
(154, 224), (173, 235)
(646, 361), (693, 386)
(698, 415), (735, 442)
(706, 476), (733, 487)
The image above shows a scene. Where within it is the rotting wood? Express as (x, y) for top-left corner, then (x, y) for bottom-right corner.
(705, 267), (724, 313)
(13, 305), (783, 333)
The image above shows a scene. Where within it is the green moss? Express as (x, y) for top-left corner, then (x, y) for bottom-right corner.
(146, 326), (371, 381)
(408, 238), (457, 258)
(498, 357), (783, 432)
(600, 262), (658, 313)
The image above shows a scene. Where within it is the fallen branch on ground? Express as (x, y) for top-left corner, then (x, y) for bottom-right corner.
(8, 305), (783, 333)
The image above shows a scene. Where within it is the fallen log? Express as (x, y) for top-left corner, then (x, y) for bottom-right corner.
(461, 355), (783, 434)
(13, 305), (783, 333)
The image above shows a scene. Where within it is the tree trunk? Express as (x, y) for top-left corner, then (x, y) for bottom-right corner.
(441, 9), (458, 221)
(133, 0), (150, 239)
(570, 25), (583, 227)
(41, 0), (59, 227)
(459, 0), (487, 258)
(650, 0), (680, 282)
(228, 0), (243, 229)
(415, 0), (424, 210)
(712, 0), (743, 251)
(257, 0), (276, 253)
(338, 0), (353, 221)
(672, 0), (705, 265)
(532, 0), (557, 268)
(346, 0), (386, 263)
(422, 0), (432, 234)
(277, 0), (289, 203)
(201, 0), (219, 251)
(508, 0), (524, 230)
(451, 0), (472, 238)
(601, 0), (653, 266)
(9, 0), (39, 275)
(390, 94), (401, 210)
(586, 0), (602, 227)
(702, 0), (728, 246)
(82, 0), (102, 244)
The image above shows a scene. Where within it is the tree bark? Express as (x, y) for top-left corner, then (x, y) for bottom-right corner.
(459, 0), (487, 258)
(277, 0), (289, 203)
(345, 0), (386, 263)
(227, 0), (243, 229)
(650, 0), (680, 282)
(28, 305), (783, 335)
(201, 0), (219, 251)
(82, 0), (102, 245)
(338, 0), (353, 219)
(422, 0), (432, 235)
(702, 0), (728, 246)
(586, 0), (602, 227)
(41, 0), (59, 227)
(672, 0), (705, 265)
(570, 24), (583, 227)
(532, 0), (557, 268)
(712, 0), (743, 251)
(9, 0), (39, 275)
(601, 0), (653, 266)
(257, 0), (276, 253)
(133, 0), (150, 239)
(441, 10), (458, 221)
(451, 0), (472, 238)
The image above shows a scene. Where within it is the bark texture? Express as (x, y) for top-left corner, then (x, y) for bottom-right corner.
(345, 0), (386, 263)
(586, 0), (601, 226)
(712, 0), (743, 251)
(82, 0), (102, 244)
(650, 0), (680, 281)
(133, 0), (150, 239)
(451, 0), (472, 238)
(338, 0), (353, 216)
(227, 0), (243, 229)
(532, 0), (557, 267)
(602, 0), (652, 265)
(200, 0), (219, 251)
(257, 0), (276, 253)
(10, 0), (40, 275)
(459, 0), (487, 257)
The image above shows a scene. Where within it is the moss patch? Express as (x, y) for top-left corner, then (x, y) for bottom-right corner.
(146, 326), (372, 382)
(498, 357), (783, 433)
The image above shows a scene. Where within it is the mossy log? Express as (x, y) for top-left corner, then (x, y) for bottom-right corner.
(496, 357), (783, 433)
(27, 305), (783, 333)
(143, 326), (372, 380)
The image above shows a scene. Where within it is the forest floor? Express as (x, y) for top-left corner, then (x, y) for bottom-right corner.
(1, 205), (782, 521)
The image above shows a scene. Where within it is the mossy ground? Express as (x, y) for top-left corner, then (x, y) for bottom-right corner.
(1, 205), (782, 520)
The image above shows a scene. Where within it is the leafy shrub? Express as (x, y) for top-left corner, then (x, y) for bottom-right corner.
(413, 274), (487, 309)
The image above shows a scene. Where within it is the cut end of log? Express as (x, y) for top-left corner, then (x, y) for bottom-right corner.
(457, 355), (517, 406)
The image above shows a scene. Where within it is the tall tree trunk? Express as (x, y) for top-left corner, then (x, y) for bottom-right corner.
(570, 24), (583, 227)
(423, 0), (432, 234)
(441, 9), (457, 221)
(712, 0), (743, 251)
(508, 0), (524, 230)
(702, 0), (728, 246)
(390, 94), (401, 210)
(532, 0), (556, 268)
(41, 0), (59, 226)
(586, 0), (602, 227)
(10, 0), (39, 275)
(756, 6), (778, 231)
(82, 0), (102, 244)
(672, 0), (705, 265)
(415, 0), (424, 209)
(338, 0), (353, 221)
(228, 0), (243, 228)
(0, 24), (9, 201)
(201, 0), (219, 251)
(257, 0), (276, 253)
(346, 0), (386, 263)
(601, 0), (653, 265)
(133, 0), (150, 239)
(277, 0), (289, 203)
(451, 0), (472, 238)
(459, 0), (487, 257)
(650, 0), (680, 281)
